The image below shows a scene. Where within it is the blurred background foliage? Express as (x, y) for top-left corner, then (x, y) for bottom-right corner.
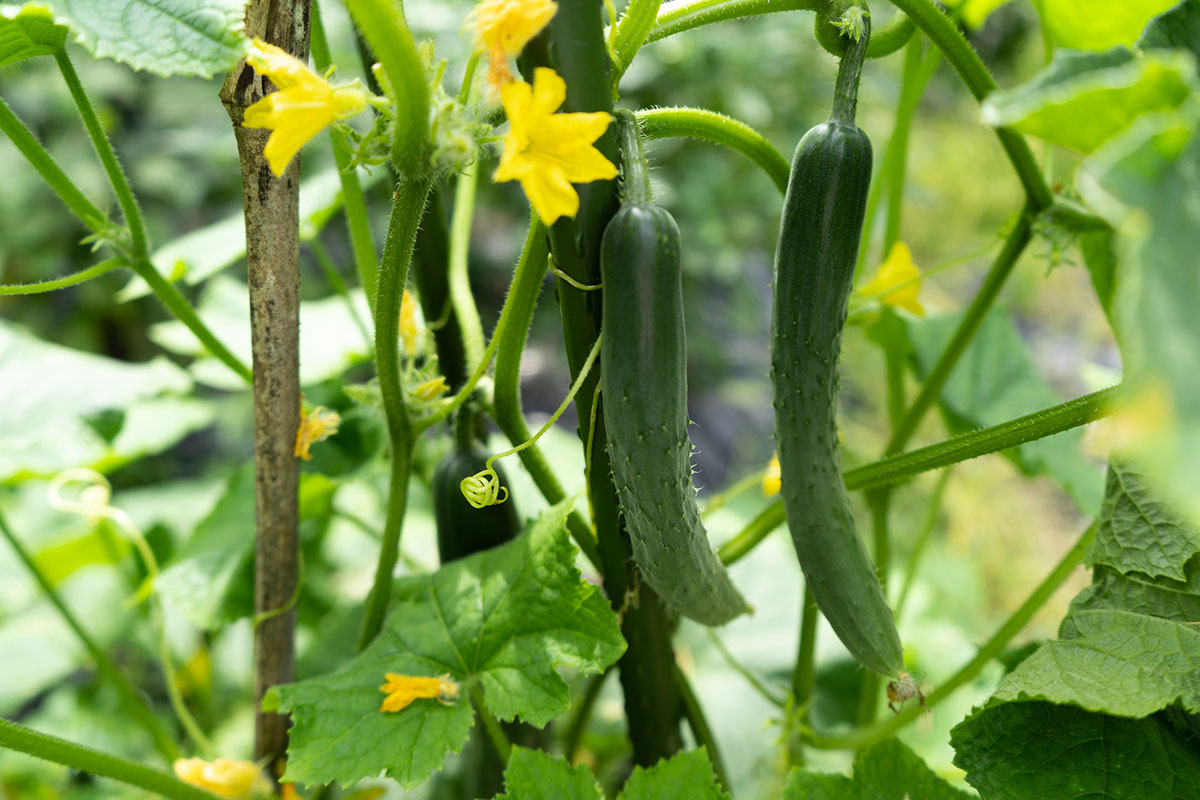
(0, 0), (1115, 796)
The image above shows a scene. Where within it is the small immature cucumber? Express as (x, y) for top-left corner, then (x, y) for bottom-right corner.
(770, 10), (906, 678)
(601, 110), (750, 626)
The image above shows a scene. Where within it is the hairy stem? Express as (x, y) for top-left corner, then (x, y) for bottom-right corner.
(0, 257), (123, 295)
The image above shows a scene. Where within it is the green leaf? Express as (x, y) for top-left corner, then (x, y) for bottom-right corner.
(951, 701), (1200, 799)
(45, 0), (246, 77)
(493, 747), (602, 800)
(0, 318), (193, 482)
(1077, 113), (1200, 527)
(0, 4), (68, 66)
(907, 308), (1103, 514)
(148, 275), (372, 390)
(1079, 229), (1117, 321)
(156, 463), (255, 630)
(1036, 0), (1179, 51)
(992, 608), (1200, 716)
(622, 749), (731, 800)
(268, 499), (625, 789)
(490, 748), (729, 800)
(1071, 563), (1200, 624)
(784, 738), (974, 800)
(1092, 463), (1200, 581)
(1138, 0), (1200, 62)
(118, 166), (383, 302)
(981, 48), (1194, 153)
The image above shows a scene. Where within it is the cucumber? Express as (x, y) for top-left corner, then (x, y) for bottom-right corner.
(770, 11), (905, 678)
(601, 109), (749, 626)
(433, 417), (522, 563)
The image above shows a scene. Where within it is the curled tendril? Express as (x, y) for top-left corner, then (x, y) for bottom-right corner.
(460, 466), (509, 508)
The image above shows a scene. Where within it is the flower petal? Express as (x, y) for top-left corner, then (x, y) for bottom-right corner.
(520, 165), (579, 224)
(530, 66), (566, 116)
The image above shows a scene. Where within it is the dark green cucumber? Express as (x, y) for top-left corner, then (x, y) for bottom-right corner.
(433, 416), (522, 563)
(770, 12), (905, 678)
(601, 110), (749, 626)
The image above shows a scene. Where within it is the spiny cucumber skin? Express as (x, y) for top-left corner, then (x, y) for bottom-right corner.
(771, 121), (905, 678)
(602, 204), (750, 626)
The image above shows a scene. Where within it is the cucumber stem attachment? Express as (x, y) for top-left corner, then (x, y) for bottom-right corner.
(831, 4), (871, 125)
(615, 109), (654, 206)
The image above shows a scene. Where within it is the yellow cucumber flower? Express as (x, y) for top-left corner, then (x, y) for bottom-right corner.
(400, 289), (422, 356)
(242, 38), (369, 177)
(859, 241), (925, 316)
(295, 403), (341, 460)
(173, 757), (272, 799)
(379, 672), (461, 712)
(763, 453), (781, 497)
(415, 376), (449, 400)
(467, 0), (558, 90)
(494, 67), (617, 224)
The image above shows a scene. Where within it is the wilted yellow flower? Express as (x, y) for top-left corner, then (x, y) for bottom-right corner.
(763, 453), (781, 497)
(859, 241), (925, 316)
(467, 0), (558, 89)
(415, 376), (449, 400)
(400, 289), (422, 356)
(173, 757), (272, 799)
(295, 404), (341, 460)
(379, 673), (461, 712)
(243, 38), (369, 177)
(494, 67), (617, 224)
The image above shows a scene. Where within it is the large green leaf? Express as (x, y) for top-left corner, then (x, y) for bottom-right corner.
(266, 499), (625, 789)
(952, 701), (1200, 800)
(1036, 0), (1179, 51)
(1077, 112), (1200, 527)
(981, 48), (1194, 153)
(46, 0), (246, 77)
(1091, 463), (1200, 581)
(951, 462), (1200, 798)
(783, 738), (973, 800)
(0, 4), (68, 66)
(0, 319), (196, 481)
(490, 748), (729, 800)
(907, 308), (1103, 513)
(1138, 0), (1200, 62)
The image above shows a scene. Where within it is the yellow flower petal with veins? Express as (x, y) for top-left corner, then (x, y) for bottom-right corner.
(859, 241), (925, 316)
(763, 453), (781, 497)
(467, 0), (558, 89)
(494, 67), (617, 224)
(173, 757), (272, 799)
(243, 38), (368, 177)
(379, 673), (461, 712)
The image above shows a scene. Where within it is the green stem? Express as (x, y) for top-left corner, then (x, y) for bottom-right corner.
(0, 719), (218, 800)
(447, 162), (486, 370)
(56, 49), (148, 257)
(895, 467), (951, 616)
(0, 512), (178, 762)
(357, 176), (433, 650)
(489, 214), (602, 570)
(792, 588), (818, 706)
(645, 0), (913, 60)
(615, 110), (653, 205)
(0, 257), (124, 295)
(806, 522), (1096, 750)
(882, 39), (938, 258)
(720, 385), (1115, 563)
(343, 0), (429, 173)
(882, 0), (1053, 210)
(885, 207), (1034, 455)
(708, 629), (786, 706)
(674, 666), (732, 794)
(131, 256), (253, 384)
(413, 186), (470, 390)
(0, 95), (114, 239)
(564, 668), (610, 760)
(470, 685), (512, 765)
(635, 107), (790, 194)
(312, 2), (379, 307)
(611, 0), (663, 81)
